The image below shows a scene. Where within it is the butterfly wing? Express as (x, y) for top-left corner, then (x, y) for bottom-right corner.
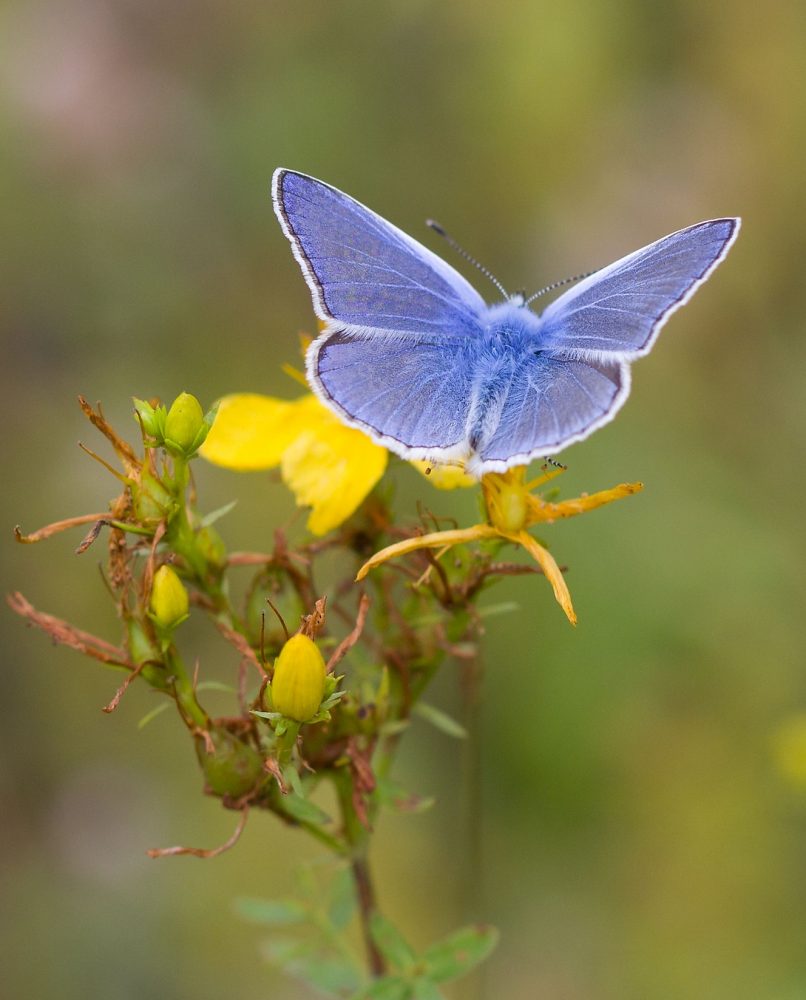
(308, 331), (474, 460)
(473, 354), (629, 471)
(272, 169), (486, 337)
(538, 218), (740, 357)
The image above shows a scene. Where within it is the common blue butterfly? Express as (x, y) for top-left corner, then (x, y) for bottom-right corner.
(272, 169), (739, 477)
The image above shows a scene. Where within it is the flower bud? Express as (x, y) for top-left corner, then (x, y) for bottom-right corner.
(149, 564), (189, 630)
(164, 392), (206, 455)
(271, 634), (326, 722)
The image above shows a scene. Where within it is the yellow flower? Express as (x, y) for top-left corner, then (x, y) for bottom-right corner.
(357, 465), (643, 626)
(200, 393), (387, 535)
(410, 460), (476, 490)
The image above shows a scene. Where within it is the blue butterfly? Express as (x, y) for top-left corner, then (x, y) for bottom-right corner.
(272, 169), (740, 477)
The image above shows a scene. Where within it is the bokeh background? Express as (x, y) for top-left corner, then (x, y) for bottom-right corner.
(3, 1), (806, 997)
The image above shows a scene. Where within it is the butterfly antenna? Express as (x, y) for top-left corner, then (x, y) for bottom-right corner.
(524, 268), (600, 306)
(427, 220), (509, 299)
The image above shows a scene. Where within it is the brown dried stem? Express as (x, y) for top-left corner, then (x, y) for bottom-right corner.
(147, 806), (249, 859)
(7, 592), (132, 668)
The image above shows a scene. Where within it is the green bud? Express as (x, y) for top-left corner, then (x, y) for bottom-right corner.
(198, 728), (264, 798)
(270, 634), (327, 723)
(149, 564), (189, 630)
(163, 392), (212, 456)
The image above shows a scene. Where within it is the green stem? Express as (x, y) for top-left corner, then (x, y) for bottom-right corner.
(165, 647), (207, 729)
(334, 769), (386, 979)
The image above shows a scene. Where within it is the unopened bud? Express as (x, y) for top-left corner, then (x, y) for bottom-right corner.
(149, 564), (189, 630)
(164, 392), (206, 455)
(271, 634), (326, 723)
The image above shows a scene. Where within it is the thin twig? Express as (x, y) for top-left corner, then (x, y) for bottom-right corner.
(147, 806), (250, 859)
(326, 594), (370, 673)
(7, 592), (132, 667)
(14, 514), (111, 545)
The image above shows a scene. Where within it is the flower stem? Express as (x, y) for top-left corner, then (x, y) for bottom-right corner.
(352, 852), (385, 978)
(334, 769), (387, 978)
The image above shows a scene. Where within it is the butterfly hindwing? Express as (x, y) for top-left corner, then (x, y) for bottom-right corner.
(539, 218), (740, 358)
(273, 169), (486, 338)
(477, 355), (629, 467)
(309, 330), (473, 458)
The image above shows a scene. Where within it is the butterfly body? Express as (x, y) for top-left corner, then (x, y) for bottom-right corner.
(273, 169), (739, 476)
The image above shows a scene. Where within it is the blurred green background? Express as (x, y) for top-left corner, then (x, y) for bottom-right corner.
(3, 0), (806, 997)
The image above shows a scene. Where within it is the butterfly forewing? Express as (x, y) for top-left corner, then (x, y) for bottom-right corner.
(538, 218), (740, 358)
(273, 170), (485, 337)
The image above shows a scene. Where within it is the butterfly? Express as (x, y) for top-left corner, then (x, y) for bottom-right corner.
(272, 169), (740, 477)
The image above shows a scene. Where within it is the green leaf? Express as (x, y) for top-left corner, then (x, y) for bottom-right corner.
(234, 896), (307, 925)
(413, 702), (467, 739)
(327, 868), (357, 931)
(351, 976), (411, 1000)
(477, 600), (520, 619)
(369, 913), (416, 972)
(421, 924), (499, 983)
(374, 777), (435, 815)
(411, 978), (446, 1000)
(288, 954), (363, 997)
(379, 719), (410, 737)
(261, 935), (307, 965)
(280, 792), (332, 827)
(137, 701), (171, 729)
(200, 498), (238, 527)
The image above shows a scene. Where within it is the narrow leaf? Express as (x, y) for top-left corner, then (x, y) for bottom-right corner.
(200, 499), (238, 526)
(234, 896), (307, 926)
(369, 913), (416, 972)
(287, 954), (363, 997)
(280, 792), (332, 827)
(351, 976), (412, 1000)
(327, 868), (357, 931)
(477, 600), (520, 619)
(413, 702), (467, 740)
(421, 923), (499, 983)
(374, 777), (435, 815)
(411, 978), (446, 1000)
(137, 701), (171, 730)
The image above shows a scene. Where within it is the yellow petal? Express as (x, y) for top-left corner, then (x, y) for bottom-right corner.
(410, 460), (477, 490)
(356, 524), (500, 580)
(526, 481), (643, 524)
(200, 393), (299, 470)
(281, 413), (388, 536)
(508, 530), (577, 626)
